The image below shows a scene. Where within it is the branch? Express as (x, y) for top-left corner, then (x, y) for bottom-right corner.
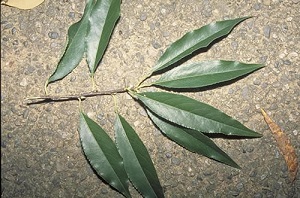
(25, 88), (127, 104)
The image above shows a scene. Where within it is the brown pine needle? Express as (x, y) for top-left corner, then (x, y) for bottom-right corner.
(261, 108), (298, 182)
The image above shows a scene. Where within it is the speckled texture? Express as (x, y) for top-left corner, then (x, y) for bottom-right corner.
(1, 0), (299, 197)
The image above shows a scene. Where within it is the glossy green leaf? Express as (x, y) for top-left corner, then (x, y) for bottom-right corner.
(152, 17), (250, 73)
(135, 92), (261, 137)
(114, 114), (164, 198)
(153, 60), (264, 89)
(86, 0), (120, 74)
(147, 110), (240, 168)
(79, 112), (131, 198)
(48, 0), (95, 84)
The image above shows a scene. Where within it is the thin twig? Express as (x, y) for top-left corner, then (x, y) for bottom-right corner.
(25, 88), (127, 103)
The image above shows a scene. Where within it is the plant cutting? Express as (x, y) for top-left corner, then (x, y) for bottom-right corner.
(26, 0), (264, 197)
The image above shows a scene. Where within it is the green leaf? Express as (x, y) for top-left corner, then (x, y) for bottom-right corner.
(48, 0), (95, 84)
(153, 60), (264, 89)
(135, 92), (261, 137)
(114, 114), (164, 198)
(86, 0), (121, 74)
(152, 17), (250, 73)
(147, 110), (240, 168)
(79, 112), (131, 198)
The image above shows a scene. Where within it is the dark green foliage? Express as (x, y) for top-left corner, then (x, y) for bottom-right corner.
(45, 1), (263, 197)
(115, 114), (165, 198)
(79, 112), (131, 198)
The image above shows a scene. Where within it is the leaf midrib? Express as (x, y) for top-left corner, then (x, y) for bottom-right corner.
(154, 22), (238, 71)
(91, 0), (118, 70)
(139, 93), (245, 133)
(156, 67), (255, 84)
(82, 114), (128, 193)
(118, 117), (156, 195)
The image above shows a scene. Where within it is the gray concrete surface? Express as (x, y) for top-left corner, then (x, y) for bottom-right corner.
(1, 0), (299, 197)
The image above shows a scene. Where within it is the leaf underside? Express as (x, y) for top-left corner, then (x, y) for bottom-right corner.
(136, 92), (261, 137)
(147, 110), (240, 168)
(153, 60), (264, 89)
(115, 114), (164, 198)
(152, 17), (250, 73)
(79, 112), (131, 198)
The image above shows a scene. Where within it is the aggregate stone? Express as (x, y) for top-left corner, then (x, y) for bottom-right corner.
(162, 31), (169, 37)
(68, 12), (76, 19)
(24, 65), (36, 75)
(7, 133), (13, 139)
(139, 12), (147, 21)
(22, 109), (29, 119)
(11, 27), (17, 35)
(69, 76), (76, 82)
(2, 37), (9, 42)
(254, 193), (263, 198)
(206, 184), (216, 192)
(171, 157), (181, 165)
(165, 153), (172, 160)
(3, 23), (13, 29)
(101, 188), (108, 194)
(12, 40), (18, 45)
(263, 25), (271, 38)
(253, 78), (261, 85)
(253, 3), (261, 10)
(152, 40), (162, 49)
(1, 140), (7, 148)
(230, 190), (240, 196)
(283, 59), (291, 65)
(203, 170), (214, 177)
(48, 31), (59, 39)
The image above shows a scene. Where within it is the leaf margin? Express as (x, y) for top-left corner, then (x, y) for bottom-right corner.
(47, 0), (95, 84)
(85, 0), (121, 74)
(147, 109), (240, 169)
(79, 112), (131, 198)
(114, 113), (165, 198)
(135, 91), (262, 137)
(151, 16), (251, 73)
(153, 60), (264, 89)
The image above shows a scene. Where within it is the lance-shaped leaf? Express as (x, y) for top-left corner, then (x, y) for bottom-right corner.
(135, 92), (261, 137)
(47, 0), (95, 84)
(114, 114), (164, 198)
(86, 0), (121, 74)
(153, 60), (264, 89)
(147, 110), (240, 168)
(152, 17), (250, 73)
(79, 112), (131, 198)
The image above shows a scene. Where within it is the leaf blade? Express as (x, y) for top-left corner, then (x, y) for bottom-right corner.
(47, 0), (95, 84)
(79, 112), (131, 198)
(154, 60), (264, 88)
(114, 114), (164, 198)
(261, 109), (298, 182)
(86, 0), (121, 74)
(147, 110), (240, 168)
(135, 92), (261, 137)
(152, 17), (250, 73)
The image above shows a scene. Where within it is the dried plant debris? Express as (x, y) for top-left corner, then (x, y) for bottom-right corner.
(1, 0), (44, 9)
(261, 109), (298, 182)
